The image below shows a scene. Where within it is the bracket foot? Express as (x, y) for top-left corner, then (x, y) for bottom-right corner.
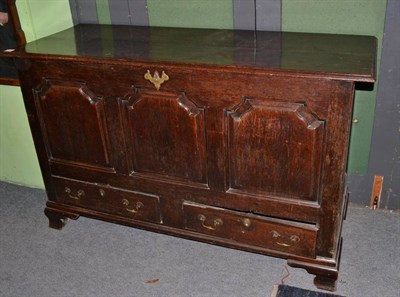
(44, 207), (79, 230)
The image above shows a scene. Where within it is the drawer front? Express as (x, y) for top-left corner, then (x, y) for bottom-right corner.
(52, 177), (162, 224)
(53, 177), (98, 209)
(183, 201), (317, 258)
(97, 186), (162, 224)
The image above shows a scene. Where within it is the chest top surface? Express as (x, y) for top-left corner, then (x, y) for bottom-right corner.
(11, 24), (376, 82)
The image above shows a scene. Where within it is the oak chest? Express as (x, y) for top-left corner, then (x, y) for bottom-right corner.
(12, 25), (376, 291)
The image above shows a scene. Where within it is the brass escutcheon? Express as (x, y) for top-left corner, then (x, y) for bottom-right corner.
(144, 70), (169, 91)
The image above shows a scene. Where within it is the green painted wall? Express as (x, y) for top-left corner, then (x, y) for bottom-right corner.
(0, 0), (73, 188)
(0, 0), (387, 188)
(282, 0), (387, 173)
(17, 0), (74, 41)
(0, 86), (43, 187)
(96, 0), (111, 25)
(147, 0), (233, 29)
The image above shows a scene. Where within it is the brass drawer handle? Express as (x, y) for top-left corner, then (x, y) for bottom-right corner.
(64, 187), (85, 200)
(270, 231), (300, 247)
(144, 70), (169, 91)
(122, 199), (144, 214)
(198, 214), (223, 231)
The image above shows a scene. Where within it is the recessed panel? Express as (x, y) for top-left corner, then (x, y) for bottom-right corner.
(34, 79), (112, 169)
(120, 89), (207, 184)
(226, 99), (324, 201)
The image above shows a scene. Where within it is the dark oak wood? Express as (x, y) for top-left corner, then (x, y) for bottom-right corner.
(33, 79), (113, 170)
(183, 201), (318, 258)
(226, 99), (324, 200)
(10, 24), (376, 292)
(120, 88), (207, 184)
(44, 207), (79, 230)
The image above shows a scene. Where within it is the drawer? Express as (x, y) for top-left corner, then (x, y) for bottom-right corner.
(53, 177), (98, 209)
(97, 186), (162, 224)
(183, 201), (317, 258)
(52, 177), (162, 224)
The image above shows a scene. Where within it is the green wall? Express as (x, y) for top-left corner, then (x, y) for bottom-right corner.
(0, 0), (73, 188)
(281, 0), (387, 173)
(0, 86), (43, 187)
(0, 0), (387, 188)
(147, 0), (233, 29)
